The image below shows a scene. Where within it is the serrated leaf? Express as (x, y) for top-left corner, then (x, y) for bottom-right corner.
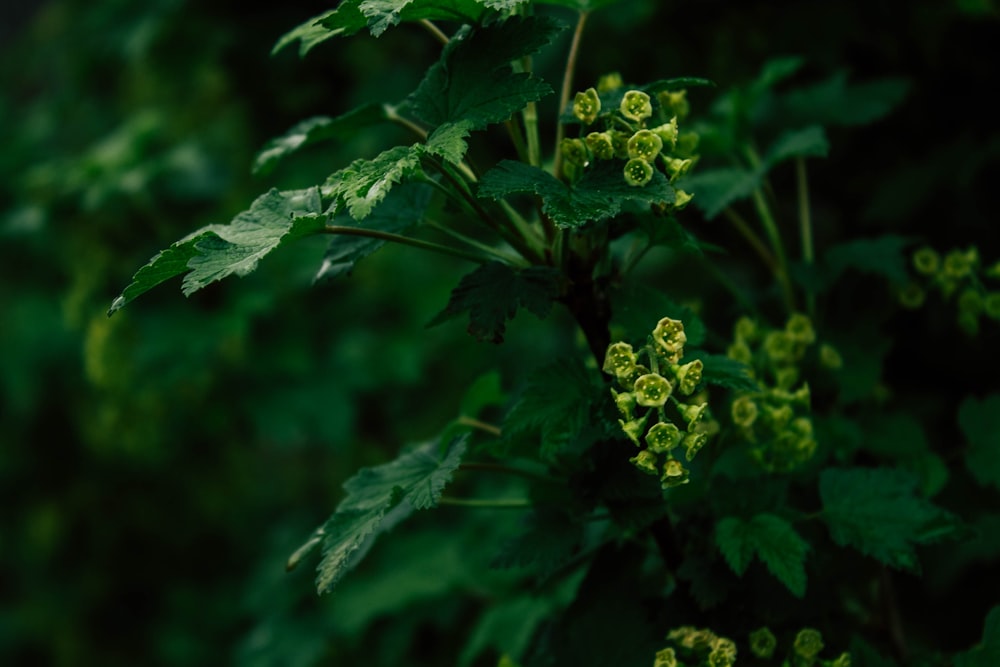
(693, 353), (759, 392)
(272, 9), (359, 57)
(763, 125), (829, 167)
(776, 71), (910, 127)
(955, 606), (1000, 667)
(535, 0), (624, 10)
(958, 394), (1000, 490)
(253, 104), (388, 176)
(751, 56), (806, 95)
(491, 510), (582, 577)
(820, 467), (962, 572)
(426, 120), (474, 165)
(479, 160), (674, 228)
(408, 17), (561, 131)
(316, 182), (433, 281)
(715, 513), (808, 597)
(824, 234), (913, 286)
(315, 437), (467, 593)
(324, 144), (426, 220)
(109, 188), (325, 314)
(428, 261), (563, 343)
(679, 167), (760, 220)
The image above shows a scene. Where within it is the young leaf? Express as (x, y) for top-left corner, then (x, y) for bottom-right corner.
(715, 513), (809, 597)
(315, 437), (467, 593)
(109, 188), (325, 314)
(958, 394), (1000, 490)
(478, 160), (674, 228)
(324, 144), (426, 220)
(775, 71), (910, 127)
(272, 9), (359, 57)
(763, 125), (829, 167)
(428, 261), (563, 343)
(407, 17), (561, 131)
(678, 167), (760, 220)
(315, 182), (433, 281)
(252, 104), (388, 176)
(820, 467), (962, 572)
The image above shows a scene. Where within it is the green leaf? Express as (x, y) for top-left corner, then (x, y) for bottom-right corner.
(776, 71), (910, 127)
(109, 188), (325, 314)
(478, 160), (674, 228)
(955, 606), (1000, 667)
(252, 104), (388, 176)
(715, 513), (809, 597)
(315, 437), (467, 593)
(324, 144), (426, 220)
(750, 56), (806, 95)
(693, 353), (759, 392)
(678, 167), (760, 220)
(823, 234), (913, 286)
(820, 467), (962, 572)
(459, 370), (506, 418)
(272, 9), (359, 57)
(763, 125), (829, 167)
(491, 510), (582, 577)
(535, 0), (624, 10)
(316, 182), (433, 281)
(425, 120), (475, 165)
(959, 394), (1000, 490)
(408, 17), (561, 130)
(428, 261), (563, 343)
(459, 595), (554, 667)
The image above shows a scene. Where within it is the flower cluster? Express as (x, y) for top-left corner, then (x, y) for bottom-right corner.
(655, 626), (738, 667)
(563, 73), (698, 206)
(603, 317), (712, 488)
(726, 314), (832, 473)
(902, 245), (1000, 335)
(747, 627), (849, 667)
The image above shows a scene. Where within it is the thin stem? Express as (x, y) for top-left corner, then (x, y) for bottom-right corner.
(796, 157), (816, 317)
(384, 104), (428, 140)
(722, 206), (778, 274)
(419, 19), (450, 46)
(438, 496), (533, 509)
(424, 219), (528, 266)
(504, 118), (530, 164)
(455, 416), (503, 437)
(751, 187), (796, 312)
(552, 10), (589, 180)
(322, 225), (490, 264)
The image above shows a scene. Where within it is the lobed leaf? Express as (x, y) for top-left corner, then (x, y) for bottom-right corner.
(823, 234), (913, 286)
(694, 353), (759, 392)
(958, 394), (1000, 490)
(323, 144), (427, 220)
(715, 513), (808, 597)
(775, 71), (910, 127)
(428, 261), (563, 343)
(678, 167), (760, 220)
(820, 467), (963, 572)
(109, 188), (325, 314)
(763, 125), (829, 167)
(491, 510), (582, 578)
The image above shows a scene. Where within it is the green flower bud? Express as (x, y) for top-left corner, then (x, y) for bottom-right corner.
(898, 282), (926, 309)
(609, 130), (630, 159)
(657, 89), (690, 119)
(708, 638), (737, 667)
(792, 382), (811, 406)
(620, 89), (652, 122)
(573, 87), (601, 125)
(618, 411), (650, 446)
(661, 458), (690, 487)
(634, 373), (673, 407)
(734, 316), (758, 342)
(672, 189), (694, 209)
(791, 416), (813, 437)
(749, 627), (777, 659)
(597, 71), (624, 93)
(682, 431), (707, 461)
(678, 401), (708, 431)
(629, 449), (660, 475)
(663, 156), (693, 181)
(794, 436), (818, 461)
(831, 652), (851, 667)
(627, 129), (663, 162)
(726, 339), (753, 364)
(785, 313), (816, 345)
(651, 117), (679, 150)
(676, 130), (700, 156)
(646, 421), (682, 453)
(652, 317), (687, 360)
(912, 246), (940, 275)
(942, 246), (978, 279)
(819, 343), (843, 369)
(675, 359), (704, 395)
(603, 341), (636, 378)
(653, 647), (678, 667)
(731, 395), (759, 428)
(624, 158), (654, 187)
(793, 628), (824, 660)
(560, 137), (590, 167)
(774, 366), (800, 391)
(764, 404), (794, 430)
(612, 388), (637, 420)
(763, 331), (796, 364)
(959, 288), (985, 316)
(985, 292), (1000, 320)
(585, 131), (615, 160)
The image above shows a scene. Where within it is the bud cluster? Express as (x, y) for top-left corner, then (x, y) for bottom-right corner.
(745, 627), (849, 667)
(603, 317), (713, 488)
(726, 314), (830, 472)
(564, 74), (699, 209)
(903, 245), (1000, 335)
(656, 626), (737, 667)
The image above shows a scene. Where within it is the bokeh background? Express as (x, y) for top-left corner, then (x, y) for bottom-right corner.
(2, 0), (998, 664)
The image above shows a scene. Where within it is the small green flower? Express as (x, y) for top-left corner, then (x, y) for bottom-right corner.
(898, 282), (926, 309)
(749, 627), (777, 659)
(597, 71), (624, 93)
(682, 431), (707, 461)
(912, 246), (940, 275)
(624, 158), (654, 187)
(560, 137), (590, 167)
(764, 403), (794, 430)
(609, 130), (631, 159)
(603, 341), (636, 378)
(651, 117), (679, 150)
(612, 388), (637, 420)
(634, 373), (673, 407)
(620, 89), (653, 122)
(629, 449), (659, 475)
(627, 129), (663, 162)
(573, 87), (601, 125)
(734, 316), (758, 342)
(675, 359), (704, 395)
(774, 366), (800, 391)
(619, 412), (650, 446)
(652, 317), (687, 360)
(763, 331), (796, 364)
(819, 343), (843, 369)
(676, 130), (700, 156)
(653, 647), (678, 667)
(585, 131), (615, 160)
(661, 458), (690, 487)
(620, 363), (651, 390)
(657, 89), (690, 119)
(726, 339), (753, 364)
(673, 189), (694, 209)
(678, 401), (708, 430)
(785, 313), (816, 345)
(646, 421), (682, 453)
(663, 156), (693, 181)
(708, 637), (737, 667)
(793, 628), (824, 661)
(731, 395), (759, 428)
(942, 246), (978, 279)
(959, 288), (985, 316)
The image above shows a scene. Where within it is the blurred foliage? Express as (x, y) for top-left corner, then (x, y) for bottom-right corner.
(2, 0), (999, 665)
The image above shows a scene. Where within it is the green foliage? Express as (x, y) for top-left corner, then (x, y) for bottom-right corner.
(958, 394), (1000, 490)
(954, 606), (1000, 667)
(820, 467), (962, 571)
(715, 513), (809, 597)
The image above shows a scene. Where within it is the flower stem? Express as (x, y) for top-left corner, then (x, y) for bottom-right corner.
(419, 19), (450, 46)
(321, 225), (491, 264)
(796, 157), (816, 317)
(552, 10), (589, 180)
(438, 496), (533, 509)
